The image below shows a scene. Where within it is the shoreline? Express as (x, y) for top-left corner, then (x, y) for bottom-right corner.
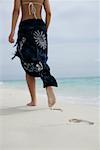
(0, 86), (99, 107)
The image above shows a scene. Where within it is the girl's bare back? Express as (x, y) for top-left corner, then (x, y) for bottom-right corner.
(21, 0), (45, 21)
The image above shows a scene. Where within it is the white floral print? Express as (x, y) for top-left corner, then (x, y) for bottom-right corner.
(33, 30), (47, 50)
(23, 63), (34, 72)
(23, 61), (43, 72)
(19, 37), (26, 52)
(36, 61), (43, 72)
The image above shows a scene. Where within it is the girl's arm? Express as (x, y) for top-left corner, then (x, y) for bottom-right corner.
(43, 0), (51, 31)
(8, 0), (21, 43)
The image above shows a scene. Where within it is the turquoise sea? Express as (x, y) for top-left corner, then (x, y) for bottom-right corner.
(0, 77), (100, 106)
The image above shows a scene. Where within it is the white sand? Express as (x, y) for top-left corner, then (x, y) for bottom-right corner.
(0, 87), (100, 150)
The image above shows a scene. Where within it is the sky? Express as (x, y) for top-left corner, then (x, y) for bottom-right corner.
(0, 0), (99, 80)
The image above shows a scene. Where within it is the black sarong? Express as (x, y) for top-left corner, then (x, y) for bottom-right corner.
(12, 19), (58, 88)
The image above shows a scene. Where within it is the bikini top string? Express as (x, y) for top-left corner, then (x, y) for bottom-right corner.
(22, 1), (45, 19)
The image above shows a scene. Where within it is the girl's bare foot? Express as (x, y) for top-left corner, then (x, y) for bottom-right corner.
(46, 86), (56, 108)
(48, 98), (56, 108)
(27, 101), (37, 106)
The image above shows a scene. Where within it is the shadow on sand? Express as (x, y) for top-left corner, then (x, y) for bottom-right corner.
(0, 105), (49, 116)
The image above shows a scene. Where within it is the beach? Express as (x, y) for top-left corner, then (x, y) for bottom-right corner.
(0, 0), (99, 149)
(0, 78), (100, 150)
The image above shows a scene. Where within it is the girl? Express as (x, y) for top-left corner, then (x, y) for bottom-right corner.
(8, 0), (58, 108)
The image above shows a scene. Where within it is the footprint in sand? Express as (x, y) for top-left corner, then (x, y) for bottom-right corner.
(50, 107), (63, 112)
(68, 118), (94, 125)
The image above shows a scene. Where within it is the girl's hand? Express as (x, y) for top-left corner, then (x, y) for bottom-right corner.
(8, 32), (15, 43)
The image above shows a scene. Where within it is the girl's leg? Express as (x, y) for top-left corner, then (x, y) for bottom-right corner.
(26, 73), (37, 106)
(46, 86), (56, 107)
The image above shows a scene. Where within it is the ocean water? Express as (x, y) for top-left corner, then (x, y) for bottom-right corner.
(0, 77), (100, 106)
